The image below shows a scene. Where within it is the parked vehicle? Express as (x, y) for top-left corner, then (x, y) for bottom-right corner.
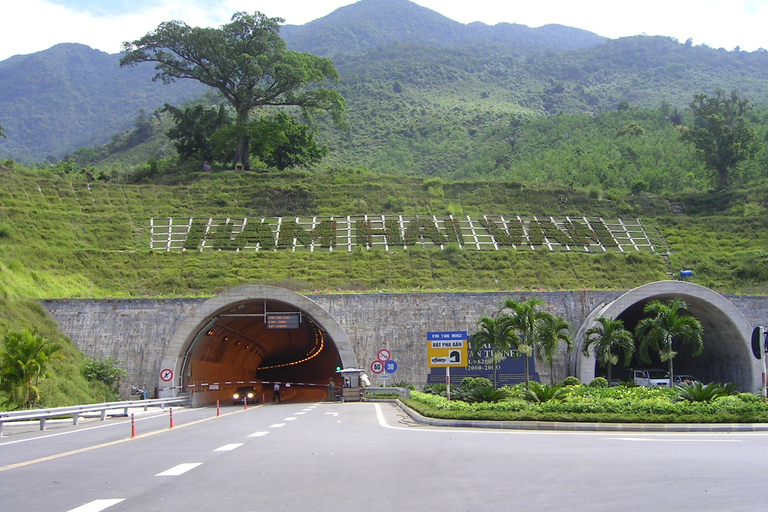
(674, 374), (700, 385)
(629, 368), (670, 387)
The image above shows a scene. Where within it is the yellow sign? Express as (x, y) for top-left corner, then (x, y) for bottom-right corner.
(427, 339), (468, 368)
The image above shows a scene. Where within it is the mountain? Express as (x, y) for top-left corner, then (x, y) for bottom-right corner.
(1, 0), (768, 166)
(280, 0), (606, 57)
(0, 43), (205, 162)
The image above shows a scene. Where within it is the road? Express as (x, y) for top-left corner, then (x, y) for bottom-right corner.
(1, 401), (766, 511)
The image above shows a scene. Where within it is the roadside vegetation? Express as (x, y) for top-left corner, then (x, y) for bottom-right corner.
(406, 380), (768, 424)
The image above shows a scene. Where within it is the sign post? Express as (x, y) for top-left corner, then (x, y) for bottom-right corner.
(427, 331), (468, 400)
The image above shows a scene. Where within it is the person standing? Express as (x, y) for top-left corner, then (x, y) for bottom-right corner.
(273, 382), (281, 403)
(328, 378), (336, 401)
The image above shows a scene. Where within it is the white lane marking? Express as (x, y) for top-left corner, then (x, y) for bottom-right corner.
(248, 431), (269, 437)
(156, 463), (202, 476)
(0, 409), (194, 447)
(373, 404), (755, 439)
(325, 412), (338, 417)
(67, 499), (125, 512)
(610, 437), (743, 443)
(295, 412), (306, 415)
(214, 443), (244, 451)
(284, 417), (297, 421)
(269, 423), (286, 428)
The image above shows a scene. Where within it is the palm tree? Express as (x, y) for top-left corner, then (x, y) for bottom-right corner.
(536, 316), (573, 385)
(468, 316), (519, 389)
(582, 316), (635, 384)
(0, 329), (63, 409)
(634, 298), (703, 387)
(500, 297), (554, 388)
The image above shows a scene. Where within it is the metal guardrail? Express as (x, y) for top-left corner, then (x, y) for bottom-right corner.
(0, 397), (188, 437)
(362, 387), (411, 399)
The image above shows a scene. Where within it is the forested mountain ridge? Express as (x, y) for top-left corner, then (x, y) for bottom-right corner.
(1, 0), (768, 165)
(0, 43), (205, 162)
(279, 0), (606, 57)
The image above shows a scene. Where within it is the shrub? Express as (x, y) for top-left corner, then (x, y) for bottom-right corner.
(562, 376), (581, 386)
(522, 382), (570, 403)
(589, 376), (609, 388)
(0, 224), (11, 239)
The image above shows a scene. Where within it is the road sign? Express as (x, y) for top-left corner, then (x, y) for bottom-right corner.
(384, 360), (398, 373)
(160, 368), (174, 382)
(378, 349), (391, 362)
(371, 360), (384, 374)
(427, 332), (468, 368)
(427, 331), (468, 341)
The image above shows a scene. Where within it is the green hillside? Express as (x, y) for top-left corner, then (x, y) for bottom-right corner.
(1, 164), (767, 303)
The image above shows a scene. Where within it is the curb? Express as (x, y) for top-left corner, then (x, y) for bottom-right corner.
(392, 400), (768, 433)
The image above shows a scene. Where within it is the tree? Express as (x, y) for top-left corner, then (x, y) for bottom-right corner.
(250, 112), (329, 170)
(0, 123), (5, 138)
(634, 298), (703, 387)
(468, 316), (519, 389)
(500, 297), (555, 388)
(164, 104), (232, 162)
(120, 11), (346, 170)
(581, 316), (635, 384)
(0, 329), (63, 409)
(535, 316), (573, 385)
(679, 89), (761, 188)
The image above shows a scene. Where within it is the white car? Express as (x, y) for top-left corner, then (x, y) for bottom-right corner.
(629, 369), (670, 387)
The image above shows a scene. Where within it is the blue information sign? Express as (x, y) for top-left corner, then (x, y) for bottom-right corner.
(427, 331), (468, 341)
(384, 360), (398, 374)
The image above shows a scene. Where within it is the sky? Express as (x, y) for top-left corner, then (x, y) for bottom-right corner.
(1, 0), (767, 62)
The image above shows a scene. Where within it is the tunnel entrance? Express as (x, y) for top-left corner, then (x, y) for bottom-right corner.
(573, 281), (761, 391)
(160, 285), (357, 404)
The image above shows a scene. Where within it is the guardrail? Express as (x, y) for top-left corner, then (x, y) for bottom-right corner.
(362, 387), (411, 399)
(0, 397), (188, 437)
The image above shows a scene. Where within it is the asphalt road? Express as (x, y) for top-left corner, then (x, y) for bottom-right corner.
(2, 401), (767, 511)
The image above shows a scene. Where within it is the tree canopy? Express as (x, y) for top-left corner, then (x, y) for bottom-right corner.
(679, 89), (761, 189)
(582, 316), (634, 384)
(120, 11), (346, 169)
(635, 298), (703, 387)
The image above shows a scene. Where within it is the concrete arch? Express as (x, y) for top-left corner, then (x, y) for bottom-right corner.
(157, 285), (356, 397)
(572, 281), (760, 391)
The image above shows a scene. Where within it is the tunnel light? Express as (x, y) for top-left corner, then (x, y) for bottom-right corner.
(207, 330), (214, 336)
(236, 341), (241, 346)
(223, 337), (230, 342)
(245, 344), (250, 349)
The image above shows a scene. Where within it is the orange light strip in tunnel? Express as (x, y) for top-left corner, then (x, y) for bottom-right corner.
(258, 325), (325, 370)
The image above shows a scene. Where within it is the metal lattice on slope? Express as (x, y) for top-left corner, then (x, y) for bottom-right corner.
(149, 215), (655, 253)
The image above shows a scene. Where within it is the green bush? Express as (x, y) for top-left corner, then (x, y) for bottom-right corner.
(562, 376), (581, 386)
(589, 376), (609, 388)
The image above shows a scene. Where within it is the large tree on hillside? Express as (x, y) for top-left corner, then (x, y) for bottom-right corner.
(120, 11), (346, 170)
(679, 89), (760, 189)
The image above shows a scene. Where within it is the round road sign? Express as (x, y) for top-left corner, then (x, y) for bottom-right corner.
(377, 349), (391, 362)
(160, 368), (174, 382)
(384, 360), (398, 374)
(371, 360), (384, 374)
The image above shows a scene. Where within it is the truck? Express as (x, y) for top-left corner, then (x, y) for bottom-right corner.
(628, 368), (670, 387)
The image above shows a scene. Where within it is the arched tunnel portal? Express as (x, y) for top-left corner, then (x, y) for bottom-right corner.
(158, 286), (357, 403)
(573, 281), (761, 391)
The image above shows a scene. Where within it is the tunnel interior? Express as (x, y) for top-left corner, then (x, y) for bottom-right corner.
(182, 299), (341, 398)
(595, 293), (753, 389)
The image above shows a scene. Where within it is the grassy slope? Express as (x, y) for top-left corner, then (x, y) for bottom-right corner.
(1, 167), (767, 300)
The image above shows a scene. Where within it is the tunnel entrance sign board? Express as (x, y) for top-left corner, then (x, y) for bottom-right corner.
(427, 331), (468, 368)
(266, 313), (300, 329)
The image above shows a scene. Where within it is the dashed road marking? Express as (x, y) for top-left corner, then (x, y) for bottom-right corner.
(214, 443), (244, 451)
(67, 499), (124, 512)
(269, 423), (286, 428)
(156, 462), (202, 476)
(248, 431), (270, 437)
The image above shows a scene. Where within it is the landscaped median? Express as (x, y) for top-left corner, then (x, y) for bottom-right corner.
(401, 384), (768, 425)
